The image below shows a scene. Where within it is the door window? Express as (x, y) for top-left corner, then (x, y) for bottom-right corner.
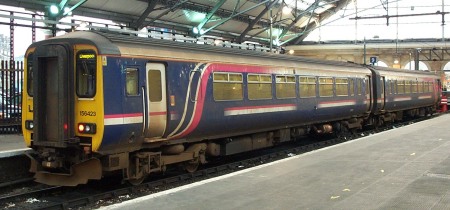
(148, 70), (162, 102)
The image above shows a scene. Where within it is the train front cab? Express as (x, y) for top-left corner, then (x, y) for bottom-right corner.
(23, 43), (105, 186)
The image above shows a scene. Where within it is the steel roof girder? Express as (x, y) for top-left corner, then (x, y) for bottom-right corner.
(200, 0), (272, 36)
(58, 0), (69, 11)
(289, 0), (350, 45)
(195, 0), (227, 33)
(144, 0), (189, 26)
(238, 0), (278, 43)
(62, 0), (88, 16)
(132, 0), (158, 29)
(278, 0), (321, 40)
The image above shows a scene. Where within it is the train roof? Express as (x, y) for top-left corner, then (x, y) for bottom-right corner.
(27, 31), (121, 55)
(28, 31), (366, 68)
(27, 31), (438, 78)
(369, 65), (438, 77)
(96, 31), (354, 66)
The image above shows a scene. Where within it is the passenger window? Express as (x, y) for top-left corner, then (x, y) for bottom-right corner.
(248, 74), (272, 100)
(418, 81), (424, 93)
(349, 78), (355, 96)
(213, 72), (243, 101)
(335, 78), (348, 96)
(299, 76), (316, 98)
(412, 81), (418, 93)
(365, 77), (370, 95)
(319, 77), (333, 97)
(76, 50), (96, 98)
(27, 53), (34, 97)
(391, 80), (397, 94)
(126, 68), (139, 96)
(276, 75), (296, 99)
(398, 80), (405, 94)
(357, 79), (363, 95)
(386, 80), (390, 95)
(405, 81), (411, 94)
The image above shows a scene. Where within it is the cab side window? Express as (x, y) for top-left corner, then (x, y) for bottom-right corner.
(126, 68), (139, 96)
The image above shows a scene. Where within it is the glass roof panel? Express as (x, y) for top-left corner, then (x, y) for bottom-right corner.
(284, 0), (319, 11)
(304, 0), (450, 42)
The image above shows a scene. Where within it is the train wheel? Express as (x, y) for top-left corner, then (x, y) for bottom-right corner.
(128, 175), (147, 186)
(126, 154), (148, 185)
(184, 159), (200, 173)
(336, 124), (350, 139)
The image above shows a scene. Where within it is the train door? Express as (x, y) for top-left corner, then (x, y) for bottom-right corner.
(145, 63), (167, 138)
(365, 75), (372, 112)
(380, 76), (386, 110)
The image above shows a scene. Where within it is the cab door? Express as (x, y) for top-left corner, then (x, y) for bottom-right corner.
(145, 63), (167, 138)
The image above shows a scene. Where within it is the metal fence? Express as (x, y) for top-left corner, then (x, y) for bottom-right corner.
(0, 60), (23, 134)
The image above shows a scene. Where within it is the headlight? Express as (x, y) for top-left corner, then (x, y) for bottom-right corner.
(78, 123), (96, 134)
(25, 120), (34, 130)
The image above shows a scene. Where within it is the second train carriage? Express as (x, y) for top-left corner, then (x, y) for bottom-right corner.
(368, 66), (440, 122)
(22, 31), (441, 186)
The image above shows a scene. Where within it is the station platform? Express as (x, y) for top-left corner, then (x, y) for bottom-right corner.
(0, 134), (30, 158)
(103, 114), (450, 210)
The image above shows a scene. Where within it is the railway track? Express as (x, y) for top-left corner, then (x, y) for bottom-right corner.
(0, 114), (438, 209)
(0, 155), (32, 187)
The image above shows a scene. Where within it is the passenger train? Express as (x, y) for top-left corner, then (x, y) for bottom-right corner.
(23, 31), (441, 186)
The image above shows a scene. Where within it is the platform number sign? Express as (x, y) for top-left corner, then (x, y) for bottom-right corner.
(370, 56), (378, 65)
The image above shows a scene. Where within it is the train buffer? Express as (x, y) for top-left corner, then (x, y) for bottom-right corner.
(440, 95), (448, 112)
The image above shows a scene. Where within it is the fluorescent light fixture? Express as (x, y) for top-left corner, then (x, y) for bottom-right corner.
(49, 5), (59, 15)
(183, 10), (207, 23)
(193, 27), (199, 34)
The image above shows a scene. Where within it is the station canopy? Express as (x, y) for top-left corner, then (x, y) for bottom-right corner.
(0, 0), (449, 48)
(0, 0), (349, 46)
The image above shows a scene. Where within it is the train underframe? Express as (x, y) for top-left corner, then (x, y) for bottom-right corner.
(28, 106), (436, 186)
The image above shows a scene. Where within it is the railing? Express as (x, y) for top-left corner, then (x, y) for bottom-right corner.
(0, 60), (23, 134)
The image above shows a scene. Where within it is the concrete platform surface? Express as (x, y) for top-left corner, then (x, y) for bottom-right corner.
(102, 114), (450, 210)
(0, 134), (30, 158)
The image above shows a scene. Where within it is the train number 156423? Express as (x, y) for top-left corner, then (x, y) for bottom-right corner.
(80, 111), (97, 116)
